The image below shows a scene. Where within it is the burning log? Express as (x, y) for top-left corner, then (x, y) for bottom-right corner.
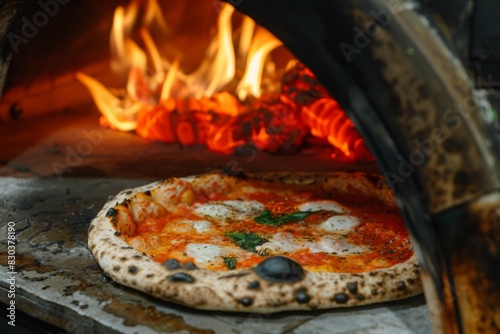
(281, 62), (331, 105)
(135, 92), (308, 154)
(301, 98), (373, 161)
(282, 62), (374, 161)
(245, 94), (308, 153)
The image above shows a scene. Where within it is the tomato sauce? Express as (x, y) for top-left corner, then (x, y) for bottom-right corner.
(124, 177), (413, 273)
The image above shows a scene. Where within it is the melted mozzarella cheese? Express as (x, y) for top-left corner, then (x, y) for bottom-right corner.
(255, 233), (298, 254)
(223, 200), (264, 215)
(299, 200), (348, 213)
(173, 220), (213, 233)
(319, 215), (361, 233)
(194, 204), (231, 219)
(194, 200), (264, 221)
(186, 244), (221, 263)
(309, 237), (365, 254)
(256, 233), (366, 255)
(307, 237), (344, 253)
(191, 220), (212, 233)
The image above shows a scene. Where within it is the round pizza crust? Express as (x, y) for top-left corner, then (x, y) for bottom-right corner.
(88, 171), (422, 313)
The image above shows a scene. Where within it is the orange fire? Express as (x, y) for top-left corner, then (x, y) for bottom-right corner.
(77, 0), (374, 162)
(302, 98), (373, 160)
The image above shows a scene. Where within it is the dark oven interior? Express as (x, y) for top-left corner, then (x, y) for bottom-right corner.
(1, 0), (499, 333)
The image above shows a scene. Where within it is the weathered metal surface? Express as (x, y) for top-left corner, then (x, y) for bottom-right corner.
(231, 1), (500, 333)
(434, 191), (500, 333)
(362, 4), (499, 214)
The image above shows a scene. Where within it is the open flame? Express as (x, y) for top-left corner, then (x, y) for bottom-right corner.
(78, 0), (373, 162)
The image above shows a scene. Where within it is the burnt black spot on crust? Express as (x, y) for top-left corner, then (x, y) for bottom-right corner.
(222, 167), (248, 179)
(113, 266), (120, 272)
(163, 259), (181, 270)
(168, 273), (195, 283)
(332, 293), (349, 304)
(347, 282), (358, 294)
(120, 199), (131, 207)
(397, 281), (407, 290)
(125, 190), (132, 195)
(121, 246), (132, 250)
(182, 262), (198, 270)
(132, 255), (142, 259)
(371, 289), (379, 296)
(239, 297), (253, 306)
(356, 294), (365, 301)
(295, 288), (311, 304)
(128, 265), (138, 274)
(106, 208), (118, 217)
(120, 257), (127, 262)
(146, 274), (154, 278)
(364, 173), (381, 188)
(143, 190), (151, 196)
(114, 231), (121, 236)
(254, 256), (305, 283)
(247, 281), (260, 290)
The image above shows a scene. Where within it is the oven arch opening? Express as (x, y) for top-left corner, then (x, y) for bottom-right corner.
(230, 1), (500, 332)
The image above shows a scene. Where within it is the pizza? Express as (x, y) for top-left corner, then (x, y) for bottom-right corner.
(88, 171), (422, 312)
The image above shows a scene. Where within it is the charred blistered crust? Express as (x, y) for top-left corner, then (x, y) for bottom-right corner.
(247, 281), (260, 290)
(163, 259), (181, 270)
(254, 256), (305, 283)
(182, 262), (198, 270)
(295, 288), (311, 303)
(248, 171), (395, 205)
(168, 273), (195, 283)
(106, 207), (118, 217)
(88, 171), (422, 312)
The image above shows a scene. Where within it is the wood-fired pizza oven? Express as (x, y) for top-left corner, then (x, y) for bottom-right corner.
(0, 0), (499, 333)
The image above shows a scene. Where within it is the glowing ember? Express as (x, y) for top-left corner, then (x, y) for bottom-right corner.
(281, 63), (373, 160)
(302, 98), (373, 160)
(78, 0), (374, 162)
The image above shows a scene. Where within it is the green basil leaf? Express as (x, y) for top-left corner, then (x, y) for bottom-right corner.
(226, 232), (267, 252)
(254, 210), (321, 226)
(223, 257), (237, 270)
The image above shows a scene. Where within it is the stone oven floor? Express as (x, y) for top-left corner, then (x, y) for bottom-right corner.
(0, 105), (431, 333)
